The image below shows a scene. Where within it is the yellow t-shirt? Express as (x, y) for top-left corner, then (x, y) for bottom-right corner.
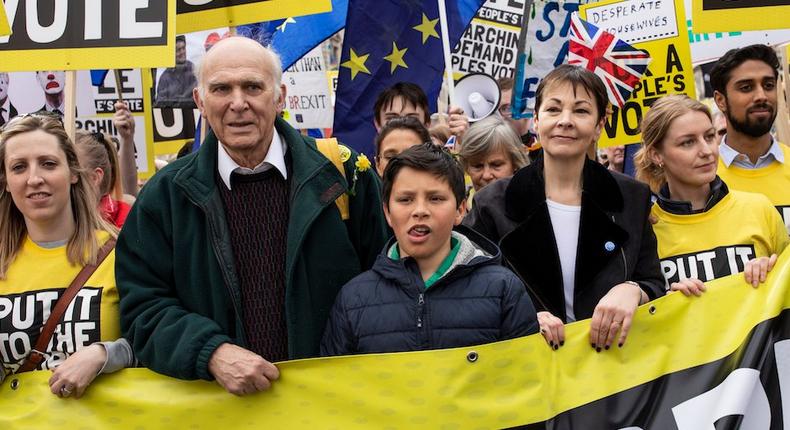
(652, 191), (789, 285)
(717, 143), (790, 234)
(0, 231), (119, 374)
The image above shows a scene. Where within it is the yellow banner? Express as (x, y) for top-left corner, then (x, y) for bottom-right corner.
(691, 0), (790, 33)
(0, 2), (176, 72)
(3, 249), (790, 428)
(0, 2), (10, 37)
(177, 0), (332, 34)
(581, 0), (696, 148)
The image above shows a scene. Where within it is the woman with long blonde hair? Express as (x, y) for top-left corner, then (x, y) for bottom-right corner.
(635, 95), (787, 295)
(0, 115), (133, 398)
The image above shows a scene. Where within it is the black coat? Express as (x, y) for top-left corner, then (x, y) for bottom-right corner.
(464, 157), (665, 322)
(320, 226), (539, 356)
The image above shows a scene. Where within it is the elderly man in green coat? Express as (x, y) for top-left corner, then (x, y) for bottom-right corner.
(116, 37), (387, 395)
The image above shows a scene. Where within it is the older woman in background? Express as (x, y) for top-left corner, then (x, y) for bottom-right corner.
(458, 115), (528, 192)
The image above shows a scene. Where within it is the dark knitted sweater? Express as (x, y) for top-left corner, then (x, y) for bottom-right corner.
(219, 168), (290, 361)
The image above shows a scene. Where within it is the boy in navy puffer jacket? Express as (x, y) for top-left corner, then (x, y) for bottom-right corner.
(321, 143), (538, 355)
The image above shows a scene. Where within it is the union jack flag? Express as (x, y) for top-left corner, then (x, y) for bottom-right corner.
(567, 13), (651, 108)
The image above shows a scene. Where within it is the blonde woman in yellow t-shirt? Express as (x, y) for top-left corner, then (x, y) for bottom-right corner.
(635, 95), (788, 296)
(0, 114), (132, 398)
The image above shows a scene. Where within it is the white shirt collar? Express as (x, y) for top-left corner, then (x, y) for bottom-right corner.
(719, 135), (784, 168)
(44, 101), (65, 113)
(217, 131), (288, 190)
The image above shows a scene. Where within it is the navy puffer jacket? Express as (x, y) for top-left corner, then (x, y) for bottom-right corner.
(320, 226), (538, 356)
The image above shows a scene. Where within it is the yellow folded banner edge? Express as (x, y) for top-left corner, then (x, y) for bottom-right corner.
(0, 2), (10, 37)
(2, 250), (789, 429)
(691, 0), (790, 33)
(176, 0), (332, 34)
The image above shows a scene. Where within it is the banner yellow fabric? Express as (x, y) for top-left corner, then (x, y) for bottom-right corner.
(3, 251), (789, 429)
(176, 0), (332, 34)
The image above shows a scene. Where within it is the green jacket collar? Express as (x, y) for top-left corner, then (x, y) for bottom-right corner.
(174, 116), (347, 205)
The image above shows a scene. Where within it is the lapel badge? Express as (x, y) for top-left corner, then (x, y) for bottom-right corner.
(604, 241), (616, 252)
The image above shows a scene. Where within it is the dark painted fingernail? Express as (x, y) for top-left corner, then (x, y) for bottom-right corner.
(618, 343), (623, 348)
(596, 347), (601, 353)
(559, 341), (564, 346)
(605, 345), (610, 350)
(553, 344), (558, 350)
(549, 341), (554, 347)
(591, 343), (596, 349)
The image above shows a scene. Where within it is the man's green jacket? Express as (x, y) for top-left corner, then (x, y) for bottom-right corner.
(116, 117), (387, 380)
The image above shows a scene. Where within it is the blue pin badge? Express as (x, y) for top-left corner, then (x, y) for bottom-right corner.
(604, 241), (616, 252)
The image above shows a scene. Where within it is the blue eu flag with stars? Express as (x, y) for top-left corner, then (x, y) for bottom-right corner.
(237, 0), (348, 70)
(333, 0), (483, 157)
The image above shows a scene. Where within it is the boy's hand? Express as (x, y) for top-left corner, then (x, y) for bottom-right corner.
(537, 311), (564, 350)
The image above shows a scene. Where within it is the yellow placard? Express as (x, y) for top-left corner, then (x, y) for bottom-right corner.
(0, 2), (176, 72)
(0, 2), (10, 37)
(691, 0), (790, 33)
(2, 249), (789, 429)
(177, 0), (332, 34)
(581, 0), (696, 148)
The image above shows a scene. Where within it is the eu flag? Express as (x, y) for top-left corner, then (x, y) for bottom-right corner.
(333, 0), (483, 157)
(236, 0), (348, 70)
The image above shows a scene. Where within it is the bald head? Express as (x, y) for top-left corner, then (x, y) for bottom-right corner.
(195, 36), (283, 98)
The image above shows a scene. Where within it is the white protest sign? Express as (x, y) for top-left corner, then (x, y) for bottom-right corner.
(452, 0), (524, 79)
(282, 46), (333, 130)
(585, 0), (678, 43)
(513, 0), (594, 118)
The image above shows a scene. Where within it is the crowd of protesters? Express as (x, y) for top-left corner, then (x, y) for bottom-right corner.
(0, 38), (787, 403)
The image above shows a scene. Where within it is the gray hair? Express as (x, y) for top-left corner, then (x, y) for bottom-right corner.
(458, 115), (528, 171)
(194, 36), (284, 99)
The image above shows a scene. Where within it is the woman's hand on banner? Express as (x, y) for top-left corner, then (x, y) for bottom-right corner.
(48, 343), (107, 399)
(590, 282), (642, 350)
(537, 311), (564, 350)
(669, 278), (707, 297)
(744, 254), (778, 288)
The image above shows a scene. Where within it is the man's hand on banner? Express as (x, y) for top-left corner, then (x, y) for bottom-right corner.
(208, 343), (280, 396)
(113, 101), (135, 142)
(669, 278), (707, 297)
(590, 282), (644, 350)
(447, 106), (469, 139)
(48, 343), (107, 399)
(744, 254), (778, 288)
(537, 311), (565, 350)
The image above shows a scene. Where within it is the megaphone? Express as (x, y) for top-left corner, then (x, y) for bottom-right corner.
(453, 73), (500, 123)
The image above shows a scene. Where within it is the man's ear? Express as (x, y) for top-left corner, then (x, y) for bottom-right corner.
(374, 116), (383, 133)
(713, 90), (727, 114)
(193, 87), (205, 116)
(277, 84), (287, 113)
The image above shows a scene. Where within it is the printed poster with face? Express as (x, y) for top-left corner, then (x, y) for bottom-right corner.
(0, 70), (153, 178)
